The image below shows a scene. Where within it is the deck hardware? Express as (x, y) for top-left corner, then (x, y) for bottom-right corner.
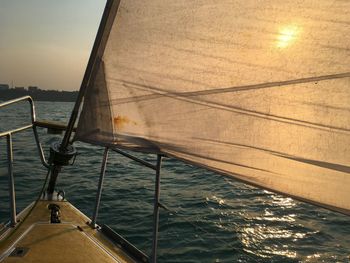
(6, 133), (17, 227)
(47, 142), (77, 194)
(110, 148), (166, 262)
(91, 147), (109, 228)
(1, 96), (50, 225)
(57, 190), (65, 201)
(48, 142), (77, 166)
(111, 148), (157, 170)
(9, 247), (29, 257)
(0, 96), (49, 168)
(151, 154), (162, 263)
(48, 204), (61, 223)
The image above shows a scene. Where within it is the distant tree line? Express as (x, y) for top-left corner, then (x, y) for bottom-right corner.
(0, 85), (78, 102)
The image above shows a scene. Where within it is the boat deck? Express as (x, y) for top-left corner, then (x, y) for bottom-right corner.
(0, 200), (136, 263)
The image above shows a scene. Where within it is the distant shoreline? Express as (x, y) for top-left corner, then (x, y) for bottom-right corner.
(0, 88), (78, 102)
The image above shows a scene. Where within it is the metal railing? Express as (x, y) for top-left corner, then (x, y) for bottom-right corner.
(91, 147), (164, 263)
(0, 96), (49, 227)
(1, 96), (163, 262)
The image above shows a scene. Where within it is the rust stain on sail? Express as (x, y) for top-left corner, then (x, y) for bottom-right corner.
(114, 116), (137, 130)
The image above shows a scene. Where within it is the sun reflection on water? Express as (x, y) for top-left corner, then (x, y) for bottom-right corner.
(271, 195), (296, 209)
(237, 195), (303, 259)
(239, 224), (300, 259)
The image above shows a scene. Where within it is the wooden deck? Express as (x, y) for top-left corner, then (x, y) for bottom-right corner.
(0, 200), (136, 263)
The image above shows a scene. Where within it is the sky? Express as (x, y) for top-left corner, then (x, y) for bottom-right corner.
(0, 0), (106, 91)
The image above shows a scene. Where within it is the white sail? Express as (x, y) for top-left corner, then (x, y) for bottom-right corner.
(76, 0), (350, 215)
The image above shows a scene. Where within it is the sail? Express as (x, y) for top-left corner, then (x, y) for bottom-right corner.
(76, 0), (350, 215)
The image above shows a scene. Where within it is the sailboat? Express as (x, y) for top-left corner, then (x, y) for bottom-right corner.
(1, 0), (349, 262)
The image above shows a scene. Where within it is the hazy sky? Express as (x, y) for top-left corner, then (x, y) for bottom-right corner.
(0, 0), (106, 91)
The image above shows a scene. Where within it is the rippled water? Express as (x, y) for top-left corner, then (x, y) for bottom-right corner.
(0, 101), (349, 262)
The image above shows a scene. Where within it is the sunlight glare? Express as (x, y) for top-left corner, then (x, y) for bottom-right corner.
(276, 25), (299, 48)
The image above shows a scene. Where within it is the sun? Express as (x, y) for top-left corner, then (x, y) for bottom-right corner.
(276, 25), (299, 48)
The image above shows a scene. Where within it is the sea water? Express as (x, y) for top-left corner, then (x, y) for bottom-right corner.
(0, 101), (349, 262)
